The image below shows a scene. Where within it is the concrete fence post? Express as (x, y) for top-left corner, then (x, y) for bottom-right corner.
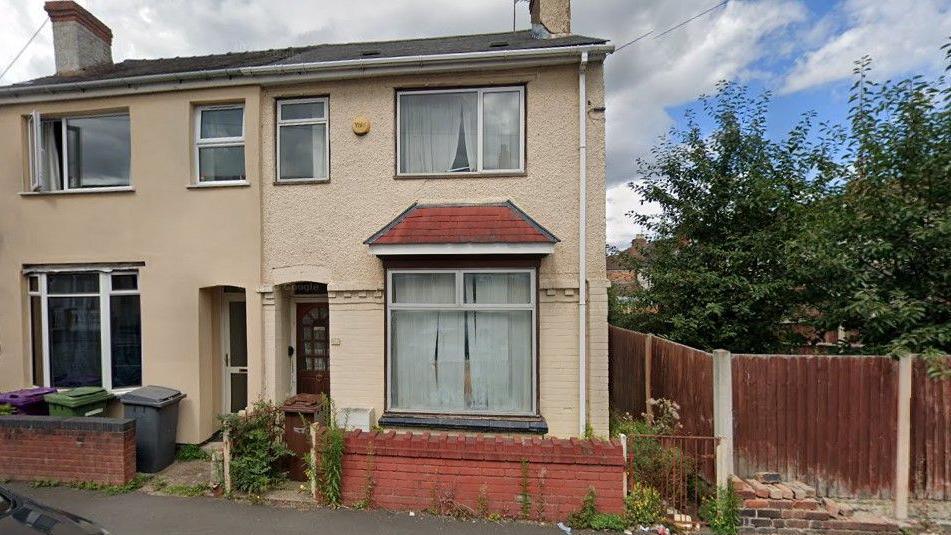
(895, 354), (913, 520)
(712, 349), (734, 489)
(618, 433), (628, 496)
(644, 334), (653, 420)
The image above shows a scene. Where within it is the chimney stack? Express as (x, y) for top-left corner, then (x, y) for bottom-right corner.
(529, 0), (571, 38)
(44, 1), (113, 74)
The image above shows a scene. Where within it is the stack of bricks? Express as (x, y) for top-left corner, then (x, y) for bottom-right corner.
(732, 473), (899, 534)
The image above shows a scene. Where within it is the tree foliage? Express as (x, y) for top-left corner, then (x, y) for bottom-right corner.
(619, 81), (842, 352)
(806, 49), (950, 370)
(616, 42), (950, 365)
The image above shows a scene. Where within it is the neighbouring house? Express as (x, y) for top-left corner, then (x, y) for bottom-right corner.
(606, 234), (649, 296)
(0, 0), (613, 443)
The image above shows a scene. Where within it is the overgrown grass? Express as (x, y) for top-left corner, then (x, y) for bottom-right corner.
(567, 487), (628, 531)
(31, 474), (152, 495)
(0, 404), (14, 415)
(175, 444), (211, 462)
(700, 485), (741, 535)
(220, 400), (292, 496)
(625, 482), (663, 526)
(318, 401), (345, 507)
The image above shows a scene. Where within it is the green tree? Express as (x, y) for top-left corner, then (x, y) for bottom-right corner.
(622, 82), (842, 352)
(807, 49), (950, 372)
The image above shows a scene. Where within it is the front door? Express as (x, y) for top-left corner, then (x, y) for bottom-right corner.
(296, 302), (329, 396)
(222, 295), (248, 413)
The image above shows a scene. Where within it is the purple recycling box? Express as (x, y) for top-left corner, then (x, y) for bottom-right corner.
(0, 387), (58, 415)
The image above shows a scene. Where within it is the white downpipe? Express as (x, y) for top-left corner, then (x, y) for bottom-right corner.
(577, 51), (588, 437)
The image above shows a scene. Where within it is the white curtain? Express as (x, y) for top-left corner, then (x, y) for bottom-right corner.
(400, 92), (477, 173)
(482, 91), (521, 170)
(392, 311), (467, 411)
(391, 272), (532, 413)
(312, 124), (326, 178)
(40, 121), (61, 191)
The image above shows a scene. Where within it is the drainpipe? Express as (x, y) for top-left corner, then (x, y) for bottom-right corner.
(577, 51), (588, 437)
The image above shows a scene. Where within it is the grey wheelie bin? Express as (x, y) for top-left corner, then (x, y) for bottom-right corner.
(120, 386), (186, 473)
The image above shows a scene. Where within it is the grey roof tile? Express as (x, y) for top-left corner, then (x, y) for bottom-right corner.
(5, 30), (607, 89)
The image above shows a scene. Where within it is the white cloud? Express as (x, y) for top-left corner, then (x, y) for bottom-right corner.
(606, 182), (658, 248)
(782, 0), (951, 94)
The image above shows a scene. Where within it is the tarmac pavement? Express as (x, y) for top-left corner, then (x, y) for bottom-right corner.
(8, 482), (560, 535)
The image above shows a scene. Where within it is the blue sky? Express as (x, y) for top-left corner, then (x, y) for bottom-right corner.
(604, 0), (950, 246)
(664, 1), (850, 140)
(1, 0), (948, 246)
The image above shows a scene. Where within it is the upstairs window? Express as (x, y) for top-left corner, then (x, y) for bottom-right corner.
(27, 112), (131, 192)
(195, 105), (246, 183)
(277, 98), (329, 181)
(397, 86), (524, 175)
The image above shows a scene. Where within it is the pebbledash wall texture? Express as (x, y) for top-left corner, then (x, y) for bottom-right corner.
(258, 63), (610, 439)
(334, 430), (625, 521)
(0, 416), (136, 485)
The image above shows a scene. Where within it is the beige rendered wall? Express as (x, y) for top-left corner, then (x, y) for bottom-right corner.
(258, 62), (609, 437)
(0, 87), (264, 443)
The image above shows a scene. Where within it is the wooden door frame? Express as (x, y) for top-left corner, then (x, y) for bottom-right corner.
(220, 291), (248, 414)
(288, 296), (328, 397)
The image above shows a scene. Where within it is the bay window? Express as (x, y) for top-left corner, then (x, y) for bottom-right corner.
(195, 105), (246, 183)
(397, 86), (524, 175)
(277, 98), (329, 181)
(28, 271), (141, 390)
(387, 269), (535, 415)
(27, 112), (131, 192)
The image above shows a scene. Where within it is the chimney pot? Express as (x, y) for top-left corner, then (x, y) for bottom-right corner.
(44, 0), (113, 74)
(529, 0), (571, 38)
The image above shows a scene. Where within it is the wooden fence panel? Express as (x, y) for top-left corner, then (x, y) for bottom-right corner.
(650, 337), (713, 437)
(910, 357), (951, 500)
(732, 354), (898, 498)
(607, 326), (647, 417)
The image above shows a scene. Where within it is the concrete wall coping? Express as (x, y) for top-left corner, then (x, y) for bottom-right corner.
(0, 415), (135, 432)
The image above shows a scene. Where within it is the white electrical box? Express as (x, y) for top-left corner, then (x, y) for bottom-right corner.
(337, 407), (375, 432)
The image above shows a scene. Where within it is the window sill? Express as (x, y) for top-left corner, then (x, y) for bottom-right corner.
(378, 413), (547, 434)
(273, 178), (329, 186)
(187, 181), (251, 189)
(395, 172), (527, 180)
(20, 186), (135, 196)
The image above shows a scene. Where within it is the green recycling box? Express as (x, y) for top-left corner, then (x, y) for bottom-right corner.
(44, 387), (115, 417)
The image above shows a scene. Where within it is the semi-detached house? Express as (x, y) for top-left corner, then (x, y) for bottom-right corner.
(0, 0), (614, 443)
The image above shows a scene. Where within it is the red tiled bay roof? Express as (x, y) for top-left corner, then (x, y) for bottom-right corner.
(365, 201), (559, 245)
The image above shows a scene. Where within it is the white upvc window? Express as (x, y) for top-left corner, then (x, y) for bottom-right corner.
(26, 111), (132, 192)
(396, 86), (525, 176)
(277, 97), (329, 182)
(386, 269), (536, 416)
(194, 105), (246, 183)
(27, 271), (141, 391)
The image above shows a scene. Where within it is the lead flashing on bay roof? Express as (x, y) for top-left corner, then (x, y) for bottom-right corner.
(368, 243), (556, 256)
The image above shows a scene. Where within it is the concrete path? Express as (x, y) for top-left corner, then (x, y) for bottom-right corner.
(8, 483), (561, 535)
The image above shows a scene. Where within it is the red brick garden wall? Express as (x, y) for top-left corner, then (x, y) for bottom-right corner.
(0, 416), (136, 485)
(339, 430), (625, 521)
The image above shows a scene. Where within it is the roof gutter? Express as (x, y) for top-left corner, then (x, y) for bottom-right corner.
(0, 43), (613, 104)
